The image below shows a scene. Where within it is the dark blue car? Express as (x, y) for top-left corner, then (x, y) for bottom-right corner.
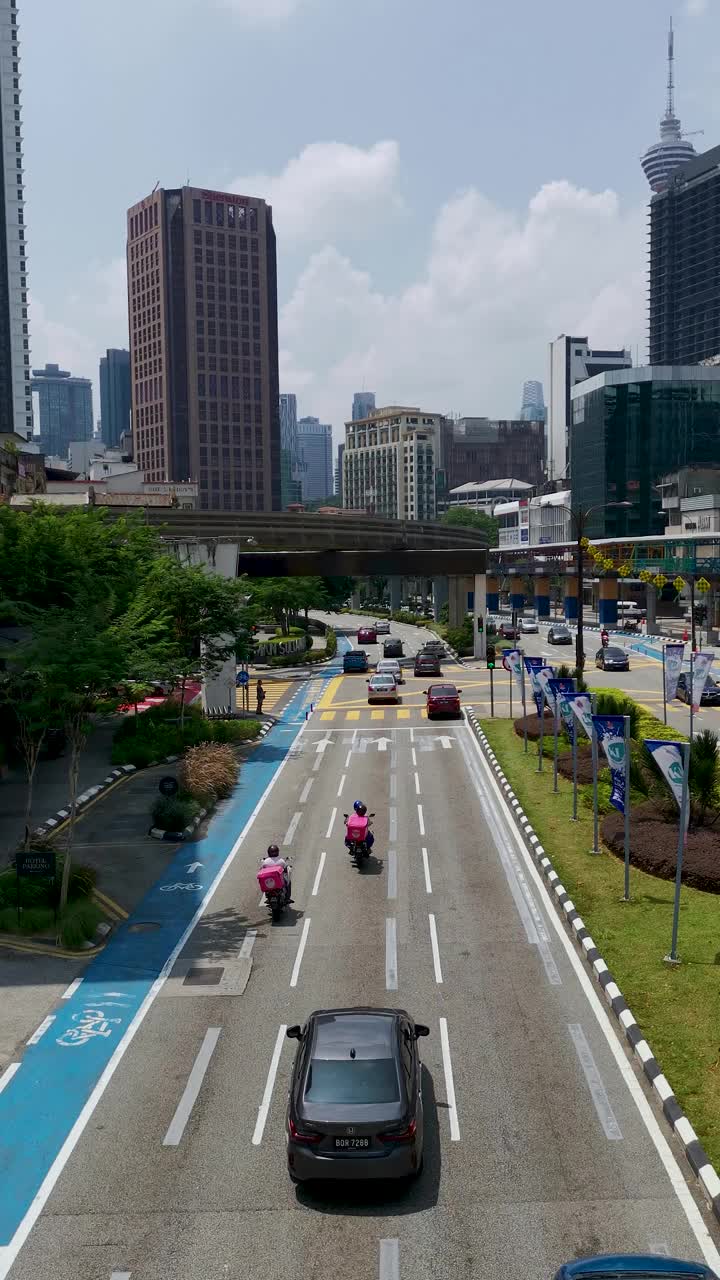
(555, 1255), (717, 1279)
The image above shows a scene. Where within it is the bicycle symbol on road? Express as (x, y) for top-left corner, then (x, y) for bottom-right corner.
(57, 1007), (123, 1048)
(159, 882), (203, 893)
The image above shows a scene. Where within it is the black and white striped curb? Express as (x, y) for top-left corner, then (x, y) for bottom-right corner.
(33, 764), (139, 839)
(464, 705), (720, 1226)
(149, 722), (272, 840)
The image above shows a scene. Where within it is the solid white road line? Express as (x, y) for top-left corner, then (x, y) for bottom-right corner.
(337, 773), (346, 797)
(428, 914), (443, 984)
(27, 1016), (55, 1046)
(283, 811), (302, 845)
(439, 1017), (460, 1140)
(414, 771), (421, 795)
(311, 851), (327, 897)
(238, 929), (257, 960)
(465, 723), (720, 1273)
(421, 847), (432, 894)
(163, 1027), (221, 1147)
(0, 1063), (20, 1095)
(387, 851), (397, 900)
(252, 1024), (287, 1146)
(417, 804), (425, 836)
(568, 1023), (623, 1141)
(299, 778), (314, 804)
(326, 807), (337, 838)
(61, 977), (83, 1000)
(290, 918), (311, 988)
(385, 918), (398, 991)
(379, 1239), (400, 1280)
(0, 717), (311, 1280)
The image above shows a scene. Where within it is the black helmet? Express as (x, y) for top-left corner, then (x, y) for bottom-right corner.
(267, 843), (280, 857)
(355, 802), (367, 817)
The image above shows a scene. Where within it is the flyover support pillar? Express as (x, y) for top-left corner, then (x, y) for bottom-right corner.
(432, 577), (448, 622)
(564, 575), (579, 622)
(486, 575), (499, 615)
(473, 573), (487, 661)
(509, 571), (524, 618)
(175, 541), (240, 715)
(598, 575), (618, 629)
(534, 575), (550, 619)
(389, 576), (402, 614)
(448, 577), (465, 628)
(645, 584), (657, 635)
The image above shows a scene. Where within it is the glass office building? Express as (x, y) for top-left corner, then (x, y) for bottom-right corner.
(570, 366), (720, 537)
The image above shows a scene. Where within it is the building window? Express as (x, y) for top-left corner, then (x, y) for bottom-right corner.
(204, 201), (212, 224)
(216, 203), (224, 226)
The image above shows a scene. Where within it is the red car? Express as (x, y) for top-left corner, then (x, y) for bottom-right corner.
(357, 626), (377, 645)
(424, 682), (463, 719)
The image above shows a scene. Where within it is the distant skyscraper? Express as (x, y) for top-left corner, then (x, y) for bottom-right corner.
(279, 392), (302, 507)
(519, 380), (546, 423)
(99, 349), (131, 449)
(335, 442), (345, 502)
(548, 336), (632, 481)
(297, 416), (333, 502)
(641, 20), (696, 193)
(31, 364), (93, 458)
(126, 186), (281, 509)
(352, 391), (376, 421)
(0, 0), (31, 438)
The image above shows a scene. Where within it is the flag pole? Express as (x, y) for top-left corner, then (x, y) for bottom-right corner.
(520, 649), (528, 754)
(553, 698), (559, 794)
(571, 716), (578, 821)
(662, 644), (667, 725)
(622, 715), (631, 902)
(665, 741), (690, 966)
(689, 650), (694, 742)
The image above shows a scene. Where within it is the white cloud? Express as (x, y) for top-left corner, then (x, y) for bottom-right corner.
(230, 140), (401, 244)
(685, 0), (708, 15)
(217, 0), (306, 20)
(280, 179), (646, 431)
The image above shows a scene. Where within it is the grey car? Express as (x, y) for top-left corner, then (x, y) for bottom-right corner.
(286, 1007), (429, 1183)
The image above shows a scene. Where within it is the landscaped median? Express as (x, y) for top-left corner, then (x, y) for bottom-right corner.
(476, 707), (720, 1180)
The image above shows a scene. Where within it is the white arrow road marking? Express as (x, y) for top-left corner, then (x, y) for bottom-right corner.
(315, 738), (332, 753)
(439, 736), (454, 749)
(186, 861), (203, 874)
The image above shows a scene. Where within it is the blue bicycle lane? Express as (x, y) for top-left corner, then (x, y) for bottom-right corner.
(0, 645), (348, 1261)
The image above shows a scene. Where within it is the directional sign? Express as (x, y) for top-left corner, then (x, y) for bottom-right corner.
(186, 861), (203, 874)
(236, 670), (250, 687)
(438, 737), (454, 750)
(414, 735), (453, 752)
(356, 736), (393, 753)
(315, 738), (333, 754)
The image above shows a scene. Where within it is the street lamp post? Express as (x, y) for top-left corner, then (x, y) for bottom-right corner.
(561, 502), (632, 673)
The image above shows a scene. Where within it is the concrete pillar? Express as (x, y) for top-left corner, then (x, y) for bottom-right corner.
(486, 575), (499, 614)
(448, 576), (465, 628)
(473, 573), (487, 660)
(598, 576), (618, 628)
(351, 590), (362, 609)
(564, 575), (579, 622)
(433, 576), (449, 622)
(508, 573), (524, 617)
(534, 575), (550, 619)
(645, 583), (657, 634)
(389, 576), (402, 613)
(178, 541), (240, 715)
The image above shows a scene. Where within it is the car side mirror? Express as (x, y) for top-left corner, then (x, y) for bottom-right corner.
(414, 1024), (430, 1038)
(286, 1025), (302, 1040)
(370, 812), (376, 818)
(422, 689), (428, 694)
(457, 689), (463, 693)
(343, 813), (349, 819)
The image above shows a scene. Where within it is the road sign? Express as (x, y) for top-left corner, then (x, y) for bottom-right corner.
(159, 776), (179, 798)
(236, 670), (250, 687)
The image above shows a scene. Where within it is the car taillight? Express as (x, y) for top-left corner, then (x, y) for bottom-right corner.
(378, 1119), (416, 1144)
(288, 1118), (322, 1145)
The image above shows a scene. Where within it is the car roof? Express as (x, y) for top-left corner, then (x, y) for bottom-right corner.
(558, 1256), (711, 1277)
(371, 673), (395, 683)
(429, 682), (458, 692)
(312, 1010), (398, 1060)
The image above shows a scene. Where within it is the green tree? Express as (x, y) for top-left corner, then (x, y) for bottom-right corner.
(248, 577), (302, 635)
(441, 505), (499, 547)
(0, 666), (64, 850)
(321, 577), (355, 610)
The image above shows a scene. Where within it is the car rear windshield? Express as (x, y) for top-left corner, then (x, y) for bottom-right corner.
(431, 685), (457, 696)
(305, 1058), (400, 1105)
(604, 647), (625, 657)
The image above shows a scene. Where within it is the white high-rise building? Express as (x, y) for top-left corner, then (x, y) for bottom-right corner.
(0, 0), (31, 439)
(343, 405), (443, 520)
(547, 335), (632, 482)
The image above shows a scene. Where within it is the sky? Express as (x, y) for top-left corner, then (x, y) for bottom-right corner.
(21, 0), (720, 450)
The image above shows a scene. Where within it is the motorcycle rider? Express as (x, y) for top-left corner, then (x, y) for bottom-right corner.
(600, 627), (609, 648)
(260, 843), (293, 902)
(345, 800), (375, 849)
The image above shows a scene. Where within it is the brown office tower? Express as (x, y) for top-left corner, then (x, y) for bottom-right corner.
(126, 186), (281, 510)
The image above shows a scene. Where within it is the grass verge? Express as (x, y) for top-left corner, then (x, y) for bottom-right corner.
(481, 716), (720, 1171)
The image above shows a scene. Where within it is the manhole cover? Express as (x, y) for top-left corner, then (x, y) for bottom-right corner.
(183, 966), (224, 986)
(128, 921), (161, 933)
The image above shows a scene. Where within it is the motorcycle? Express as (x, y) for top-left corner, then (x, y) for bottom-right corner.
(257, 861), (292, 920)
(343, 812), (375, 863)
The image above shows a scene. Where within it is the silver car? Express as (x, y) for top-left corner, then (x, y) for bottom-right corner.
(374, 619), (391, 634)
(519, 616), (538, 634)
(286, 1008), (429, 1183)
(367, 674), (399, 703)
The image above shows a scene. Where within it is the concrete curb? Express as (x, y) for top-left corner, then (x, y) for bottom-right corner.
(32, 765), (138, 840)
(463, 705), (720, 1226)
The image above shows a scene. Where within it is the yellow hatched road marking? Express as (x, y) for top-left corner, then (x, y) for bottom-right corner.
(371, 709), (385, 720)
(317, 676), (344, 709)
(397, 709), (410, 719)
(320, 711), (336, 721)
(346, 710), (360, 720)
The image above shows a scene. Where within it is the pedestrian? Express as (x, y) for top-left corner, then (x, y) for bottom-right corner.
(256, 679), (266, 715)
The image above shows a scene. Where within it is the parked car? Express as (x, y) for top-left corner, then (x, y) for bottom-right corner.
(376, 658), (404, 684)
(414, 653), (442, 677)
(675, 672), (720, 706)
(425, 683), (462, 719)
(374, 619), (391, 635)
(554, 1254), (716, 1279)
(498, 621), (519, 640)
(357, 626), (377, 645)
(383, 638), (403, 658)
(343, 649), (369, 673)
(519, 616), (538, 634)
(367, 673), (400, 703)
(285, 1007), (429, 1184)
(548, 624), (573, 645)
(595, 645), (630, 672)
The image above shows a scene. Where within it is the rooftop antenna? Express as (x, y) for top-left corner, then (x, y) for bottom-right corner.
(666, 17), (675, 120)
(151, 180), (160, 195)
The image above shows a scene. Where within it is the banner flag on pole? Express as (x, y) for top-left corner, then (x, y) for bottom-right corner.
(592, 715), (627, 814)
(664, 643), (685, 703)
(524, 657), (545, 717)
(503, 648), (525, 702)
(537, 665), (557, 712)
(566, 692), (594, 740)
(549, 678), (576, 741)
(644, 739), (690, 831)
(691, 651), (714, 712)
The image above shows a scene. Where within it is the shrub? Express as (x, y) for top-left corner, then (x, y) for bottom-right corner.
(555, 663), (588, 694)
(59, 900), (104, 949)
(180, 743), (238, 807)
(325, 627), (337, 658)
(446, 619), (473, 655)
(689, 730), (720, 826)
(209, 718), (261, 744)
(591, 689), (641, 739)
(151, 795), (201, 832)
(0, 905), (56, 935)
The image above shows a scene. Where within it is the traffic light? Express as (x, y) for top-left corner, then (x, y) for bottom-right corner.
(486, 644), (496, 669)
(477, 615), (484, 633)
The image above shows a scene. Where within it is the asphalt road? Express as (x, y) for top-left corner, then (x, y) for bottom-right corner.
(5, 625), (720, 1279)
